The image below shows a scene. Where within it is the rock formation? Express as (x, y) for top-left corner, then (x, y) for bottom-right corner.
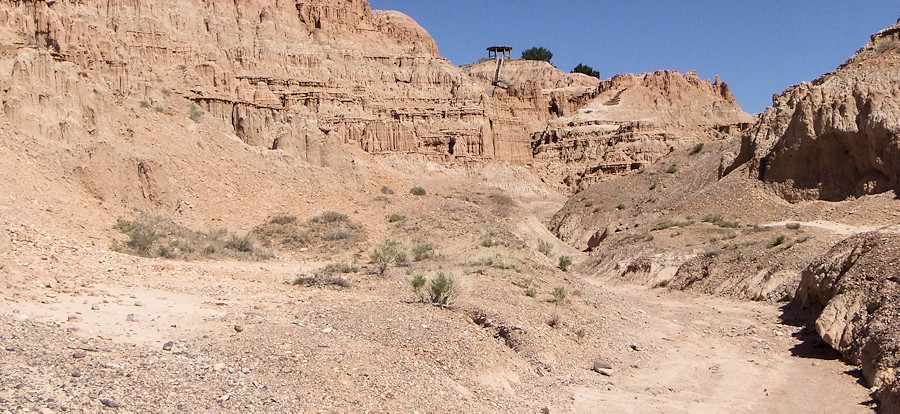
(730, 18), (900, 202)
(531, 70), (752, 190)
(797, 228), (900, 412)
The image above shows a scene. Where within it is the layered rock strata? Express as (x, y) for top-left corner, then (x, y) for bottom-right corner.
(531, 70), (752, 190)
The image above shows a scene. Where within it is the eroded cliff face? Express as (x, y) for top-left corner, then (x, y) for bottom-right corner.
(531, 70), (752, 190)
(0, 0), (571, 172)
(733, 19), (900, 202)
(796, 228), (900, 412)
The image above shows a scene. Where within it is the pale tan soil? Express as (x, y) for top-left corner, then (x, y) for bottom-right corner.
(0, 197), (876, 413)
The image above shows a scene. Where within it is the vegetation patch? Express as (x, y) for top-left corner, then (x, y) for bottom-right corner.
(702, 214), (741, 228)
(558, 256), (573, 272)
(411, 273), (461, 307)
(653, 219), (694, 231)
(112, 214), (270, 260)
(371, 239), (408, 275)
(766, 235), (787, 249)
(252, 211), (364, 252)
(469, 255), (521, 272)
(410, 186), (427, 196)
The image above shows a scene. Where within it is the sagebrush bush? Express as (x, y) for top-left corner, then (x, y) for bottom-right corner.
(537, 239), (552, 256)
(558, 256), (573, 272)
(411, 243), (435, 261)
(766, 235), (787, 249)
(552, 285), (568, 304)
(371, 239), (407, 275)
(387, 213), (406, 223)
(429, 273), (457, 306)
(410, 186), (426, 196)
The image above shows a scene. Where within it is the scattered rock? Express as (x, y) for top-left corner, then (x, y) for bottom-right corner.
(321, 327), (333, 334)
(126, 314), (137, 322)
(72, 351), (87, 359)
(4, 346), (13, 352)
(91, 303), (100, 311)
(233, 325), (243, 333)
(71, 371), (81, 377)
(100, 398), (122, 408)
(162, 341), (174, 351)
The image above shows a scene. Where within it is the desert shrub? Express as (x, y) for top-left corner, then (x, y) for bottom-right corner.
(293, 274), (352, 288)
(321, 262), (359, 275)
(189, 103), (203, 121)
(689, 143), (705, 155)
(576, 328), (587, 341)
(786, 222), (801, 230)
(558, 256), (573, 271)
(114, 216), (162, 255)
(140, 99), (151, 108)
(766, 235), (787, 249)
(371, 239), (407, 275)
(522, 46), (553, 63)
(653, 219), (694, 231)
(547, 312), (562, 328)
(525, 288), (536, 298)
(380, 186), (394, 195)
(410, 187), (426, 196)
(552, 286), (568, 304)
(702, 214), (740, 228)
(271, 214), (297, 225)
(537, 239), (553, 256)
(470, 255), (521, 272)
(311, 211), (348, 224)
(429, 273), (457, 306)
(387, 213), (406, 223)
(226, 234), (256, 252)
(665, 164), (679, 174)
(411, 243), (435, 261)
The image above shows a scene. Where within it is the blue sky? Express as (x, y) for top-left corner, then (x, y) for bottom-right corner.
(367, 1), (898, 113)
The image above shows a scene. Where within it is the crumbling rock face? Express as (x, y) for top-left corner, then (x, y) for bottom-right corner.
(532, 70), (751, 190)
(796, 229), (900, 411)
(0, 0), (564, 167)
(733, 20), (900, 202)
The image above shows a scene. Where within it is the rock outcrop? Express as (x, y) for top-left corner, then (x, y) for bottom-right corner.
(531, 70), (752, 190)
(731, 18), (900, 202)
(796, 227), (900, 412)
(0, 0), (584, 169)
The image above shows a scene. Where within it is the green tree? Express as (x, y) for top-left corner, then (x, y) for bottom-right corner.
(521, 46), (553, 63)
(572, 64), (600, 78)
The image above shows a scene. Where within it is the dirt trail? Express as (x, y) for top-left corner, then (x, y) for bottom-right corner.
(574, 283), (873, 413)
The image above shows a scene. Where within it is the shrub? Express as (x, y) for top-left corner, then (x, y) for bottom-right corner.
(766, 235), (787, 249)
(293, 274), (352, 288)
(411, 243), (435, 261)
(321, 262), (359, 275)
(387, 213), (406, 223)
(558, 256), (573, 271)
(786, 222), (801, 230)
(470, 255), (521, 272)
(702, 214), (740, 228)
(689, 143), (704, 155)
(576, 329), (587, 342)
(189, 103), (203, 122)
(653, 219), (694, 231)
(271, 214), (297, 225)
(429, 273), (457, 306)
(380, 186), (394, 195)
(665, 164), (679, 174)
(537, 239), (553, 256)
(371, 239), (407, 275)
(114, 216), (162, 256)
(522, 46), (553, 63)
(411, 273), (426, 293)
(140, 99), (151, 108)
(525, 288), (536, 298)
(311, 211), (348, 224)
(410, 186), (426, 196)
(547, 312), (561, 328)
(227, 234), (256, 253)
(572, 64), (600, 78)
(552, 285), (568, 304)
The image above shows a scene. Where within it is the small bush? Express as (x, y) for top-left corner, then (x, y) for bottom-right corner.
(665, 165), (678, 174)
(689, 143), (704, 155)
(525, 288), (536, 298)
(547, 312), (562, 328)
(321, 262), (359, 275)
(140, 99), (151, 108)
(703, 214), (740, 228)
(552, 286), (568, 304)
(412, 243), (435, 261)
(380, 186), (394, 195)
(114, 216), (162, 255)
(786, 222), (801, 230)
(470, 255), (521, 272)
(311, 211), (348, 224)
(227, 234), (256, 252)
(410, 187), (426, 196)
(189, 103), (203, 122)
(766, 235), (787, 249)
(537, 239), (553, 256)
(293, 274), (352, 288)
(371, 239), (407, 275)
(429, 273), (458, 306)
(576, 329), (587, 342)
(558, 256), (573, 272)
(271, 214), (297, 225)
(653, 219), (694, 231)
(387, 213), (406, 223)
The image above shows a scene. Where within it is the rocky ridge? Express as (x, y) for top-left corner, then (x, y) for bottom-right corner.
(730, 17), (900, 202)
(531, 70), (752, 190)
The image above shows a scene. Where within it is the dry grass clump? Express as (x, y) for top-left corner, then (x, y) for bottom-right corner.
(411, 273), (461, 306)
(371, 239), (408, 275)
(112, 214), (270, 260)
(252, 211), (364, 252)
(702, 214), (741, 228)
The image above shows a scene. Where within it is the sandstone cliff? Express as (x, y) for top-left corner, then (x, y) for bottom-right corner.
(730, 18), (900, 202)
(531, 70), (752, 190)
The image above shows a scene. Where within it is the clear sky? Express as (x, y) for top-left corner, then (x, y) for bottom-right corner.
(367, 1), (898, 114)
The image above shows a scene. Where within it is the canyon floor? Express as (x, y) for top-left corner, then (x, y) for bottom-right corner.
(0, 194), (879, 413)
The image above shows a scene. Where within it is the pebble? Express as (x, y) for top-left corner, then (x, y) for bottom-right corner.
(71, 371), (81, 378)
(91, 303), (100, 311)
(100, 398), (122, 408)
(162, 341), (174, 351)
(234, 325), (243, 333)
(321, 327), (333, 334)
(72, 351), (86, 359)
(134, 301), (144, 307)
(4, 346), (13, 352)
(630, 344), (641, 351)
